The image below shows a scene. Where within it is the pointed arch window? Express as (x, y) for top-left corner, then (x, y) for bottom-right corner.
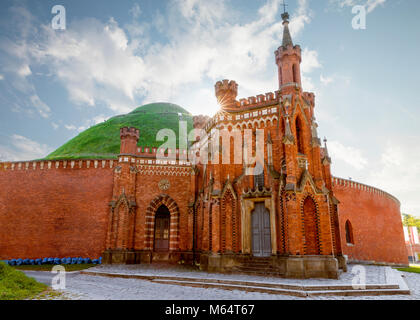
(295, 117), (304, 154)
(345, 220), (354, 245)
(254, 162), (265, 189)
(292, 64), (297, 83)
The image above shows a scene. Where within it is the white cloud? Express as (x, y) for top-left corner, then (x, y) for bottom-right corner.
(328, 140), (368, 170)
(64, 114), (108, 133)
(0, 6), (51, 118)
(51, 122), (59, 130)
(0, 74), (4, 80)
(64, 124), (77, 131)
(2, 0), (314, 116)
(320, 74), (334, 85)
(30, 95), (51, 118)
(129, 3), (142, 18)
(0, 135), (52, 161)
(366, 0), (386, 13)
(299, 48), (322, 92)
(368, 137), (420, 214)
(301, 48), (322, 74)
(329, 0), (386, 13)
(17, 64), (31, 77)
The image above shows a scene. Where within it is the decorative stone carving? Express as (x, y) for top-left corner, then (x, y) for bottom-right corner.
(158, 179), (170, 191)
(242, 187), (272, 199)
(285, 191), (297, 202)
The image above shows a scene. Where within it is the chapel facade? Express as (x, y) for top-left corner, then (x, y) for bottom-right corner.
(103, 12), (345, 278)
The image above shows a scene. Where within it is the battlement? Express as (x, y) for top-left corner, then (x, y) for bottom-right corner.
(0, 153), (193, 173)
(120, 127), (140, 140)
(193, 115), (211, 129)
(0, 159), (116, 171)
(275, 44), (302, 63)
(135, 146), (188, 160)
(200, 90), (282, 132)
(238, 91), (281, 109)
(215, 79), (238, 110)
(302, 92), (315, 107)
(332, 177), (400, 206)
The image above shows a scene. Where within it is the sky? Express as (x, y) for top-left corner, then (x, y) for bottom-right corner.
(0, 0), (419, 216)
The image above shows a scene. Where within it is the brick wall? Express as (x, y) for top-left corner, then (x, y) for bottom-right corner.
(0, 160), (114, 260)
(333, 177), (409, 265)
(133, 171), (193, 252)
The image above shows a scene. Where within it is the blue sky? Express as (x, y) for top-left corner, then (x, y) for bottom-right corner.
(0, 0), (419, 216)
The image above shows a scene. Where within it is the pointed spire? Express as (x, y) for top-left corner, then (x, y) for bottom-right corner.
(323, 137), (329, 156)
(281, 12), (293, 48)
(311, 117), (322, 147)
(322, 137), (332, 165)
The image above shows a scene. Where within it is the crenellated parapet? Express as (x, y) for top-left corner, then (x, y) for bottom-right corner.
(275, 44), (302, 63)
(193, 115), (211, 129)
(0, 159), (116, 171)
(238, 91), (281, 109)
(332, 177), (401, 206)
(123, 146), (191, 166)
(215, 80), (239, 111)
(201, 104), (280, 133)
(120, 127), (140, 155)
(302, 92), (315, 108)
(120, 127), (140, 140)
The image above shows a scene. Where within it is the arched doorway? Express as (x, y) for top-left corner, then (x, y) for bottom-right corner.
(251, 203), (271, 257)
(154, 205), (170, 252)
(303, 197), (320, 255)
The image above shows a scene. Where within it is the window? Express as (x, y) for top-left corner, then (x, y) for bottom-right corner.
(254, 162), (265, 189)
(345, 220), (354, 245)
(295, 117), (304, 154)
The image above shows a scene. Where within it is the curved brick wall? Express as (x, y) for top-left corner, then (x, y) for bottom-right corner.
(333, 177), (409, 266)
(0, 160), (114, 260)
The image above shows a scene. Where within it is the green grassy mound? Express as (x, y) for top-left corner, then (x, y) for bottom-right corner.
(45, 103), (194, 160)
(0, 261), (47, 300)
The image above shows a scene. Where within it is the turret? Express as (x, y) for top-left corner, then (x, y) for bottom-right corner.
(120, 127), (140, 155)
(215, 79), (239, 112)
(275, 12), (302, 92)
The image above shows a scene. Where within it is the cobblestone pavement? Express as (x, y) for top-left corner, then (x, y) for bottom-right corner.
(24, 264), (420, 300)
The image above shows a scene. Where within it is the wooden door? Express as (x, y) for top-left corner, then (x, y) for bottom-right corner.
(154, 206), (170, 252)
(252, 203), (271, 257)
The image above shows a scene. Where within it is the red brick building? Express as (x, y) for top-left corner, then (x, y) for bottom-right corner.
(0, 12), (409, 278)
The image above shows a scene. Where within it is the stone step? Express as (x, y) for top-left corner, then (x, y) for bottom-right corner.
(81, 270), (409, 297)
(236, 265), (275, 270)
(307, 289), (411, 297)
(238, 263), (272, 267)
(241, 258), (272, 263)
(152, 279), (308, 297)
(151, 279), (409, 298)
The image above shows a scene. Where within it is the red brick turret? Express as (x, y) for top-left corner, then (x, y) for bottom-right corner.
(275, 12), (302, 93)
(120, 127), (139, 155)
(215, 79), (239, 112)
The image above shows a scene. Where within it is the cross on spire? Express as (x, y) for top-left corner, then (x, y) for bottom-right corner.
(281, 0), (288, 14)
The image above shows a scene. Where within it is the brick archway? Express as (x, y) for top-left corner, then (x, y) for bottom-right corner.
(144, 194), (179, 251)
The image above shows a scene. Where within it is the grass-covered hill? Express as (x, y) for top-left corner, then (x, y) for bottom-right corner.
(45, 103), (194, 160)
